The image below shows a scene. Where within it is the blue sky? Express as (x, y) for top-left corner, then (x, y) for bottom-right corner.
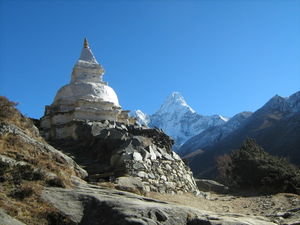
(0, 0), (299, 118)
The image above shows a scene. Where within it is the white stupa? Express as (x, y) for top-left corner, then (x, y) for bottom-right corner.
(40, 39), (135, 139)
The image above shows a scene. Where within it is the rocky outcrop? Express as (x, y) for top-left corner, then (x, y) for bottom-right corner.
(48, 120), (198, 194)
(0, 122), (87, 179)
(268, 207), (300, 225)
(0, 109), (88, 224)
(42, 184), (277, 225)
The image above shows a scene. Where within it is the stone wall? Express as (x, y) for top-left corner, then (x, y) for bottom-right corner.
(46, 120), (199, 194)
(125, 153), (196, 194)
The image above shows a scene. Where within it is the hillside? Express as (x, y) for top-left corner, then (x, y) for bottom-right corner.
(187, 91), (300, 178)
(0, 96), (87, 224)
(179, 111), (253, 156)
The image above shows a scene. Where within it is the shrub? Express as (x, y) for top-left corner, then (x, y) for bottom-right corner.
(0, 96), (18, 120)
(0, 161), (9, 182)
(11, 164), (44, 183)
(0, 96), (36, 133)
(216, 138), (300, 194)
(46, 177), (66, 188)
(9, 185), (34, 200)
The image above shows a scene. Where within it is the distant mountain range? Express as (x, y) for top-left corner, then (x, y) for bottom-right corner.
(132, 90), (300, 179)
(178, 111), (253, 156)
(186, 91), (300, 178)
(131, 92), (228, 150)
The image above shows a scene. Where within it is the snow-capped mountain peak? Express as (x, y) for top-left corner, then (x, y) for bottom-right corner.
(131, 92), (229, 151)
(147, 92), (228, 151)
(156, 92), (195, 115)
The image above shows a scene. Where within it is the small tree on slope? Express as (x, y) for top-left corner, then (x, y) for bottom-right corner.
(217, 138), (300, 194)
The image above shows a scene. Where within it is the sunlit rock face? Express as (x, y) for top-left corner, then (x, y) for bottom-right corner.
(41, 39), (135, 139)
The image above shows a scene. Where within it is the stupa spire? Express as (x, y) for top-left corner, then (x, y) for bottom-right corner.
(78, 38), (98, 64)
(84, 38), (89, 48)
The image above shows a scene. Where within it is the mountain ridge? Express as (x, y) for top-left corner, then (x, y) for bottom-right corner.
(187, 90), (300, 178)
(131, 92), (228, 150)
(178, 111), (253, 156)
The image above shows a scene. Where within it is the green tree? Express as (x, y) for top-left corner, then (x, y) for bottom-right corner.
(217, 138), (300, 194)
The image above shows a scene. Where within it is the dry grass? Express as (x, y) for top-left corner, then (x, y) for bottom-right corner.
(0, 133), (78, 224)
(0, 133), (77, 224)
(146, 192), (214, 210)
(0, 134), (76, 187)
(96, 181), (116, 189)
(0, 181), (50, 224)
(0, 97), (81, 224)
(0, 186), (74, 225)
(0, 96), (44, 141)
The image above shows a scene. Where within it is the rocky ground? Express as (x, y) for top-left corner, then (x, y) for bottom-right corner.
(148, 191), (300, 225)
(41, 183), (278, 225)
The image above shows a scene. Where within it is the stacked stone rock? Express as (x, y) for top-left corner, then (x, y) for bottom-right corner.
(120, 126), (198, 194)
(48, 120), (199, 194)
(126, 151), (197, 193)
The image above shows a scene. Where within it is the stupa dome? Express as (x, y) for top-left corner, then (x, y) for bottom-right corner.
(52, 38), (120, 107)
(53, 82), (120, 107)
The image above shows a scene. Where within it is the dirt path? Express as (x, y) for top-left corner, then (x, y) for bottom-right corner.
(147, 192), (300, 224)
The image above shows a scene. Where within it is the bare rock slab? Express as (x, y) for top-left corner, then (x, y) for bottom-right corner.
(42, 184), (276, 225)
(0, 209), (26, 225)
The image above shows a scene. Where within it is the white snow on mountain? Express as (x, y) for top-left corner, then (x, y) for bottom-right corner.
(155, 92), (196, 115)
(131, 92), (228, 151)
(178, 111), (253, 156)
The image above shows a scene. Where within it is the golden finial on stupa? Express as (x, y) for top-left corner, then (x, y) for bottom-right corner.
(84, 38), (89, 48)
